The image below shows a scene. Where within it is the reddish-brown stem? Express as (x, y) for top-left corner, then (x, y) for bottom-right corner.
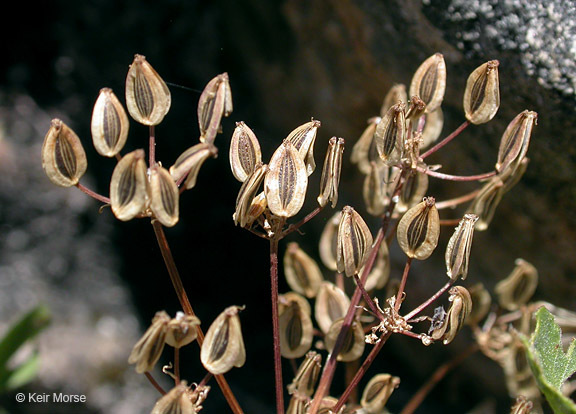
(270, 236), (285, 414)
(418, 166), (497, 182)
(115, 153), (122, 162)
(145, 371), (167, 395)
(395, 258), (413, 312)
(174, 347), (180, 385)
(435, 189), (480, 210)
(420, 120), (470, 159)
(353, 274), (383, 321)
(404, 281), (453, 321)
(440, 218), (463, 226)
(345, 359), (360, 405)
(282, 206), (324, 237)
(197, 372), (214, 389)
(75, 182), (111, 204)
(400, 344), (480, 414)
(399, 330), (423, 340)
(149, 125), (156, 166)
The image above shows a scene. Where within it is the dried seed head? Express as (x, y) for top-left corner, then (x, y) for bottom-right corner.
(466, 283), (492, 326)
(420, 108), (444, 150)
(285, 119), (321, 176)
(110, 149), (148, 221)
(467, 177), (504, 231)
(170, 143), (218, 190)
(125, 54), (171, 125)
(363, 241), (390, 292)
(445, 214), (479, 280)
(264, 141), (308, 218)
(287, 351), (322, 397)
(360, 373), (400, 414)
(234, 164), (268, 227)
(430, 286), (472, 345)
(510, 396), (534, 414)
(409, 53), (446, 113)
(91, 88), (129, 157)
(324, 317), (365, 362)
(315, 281), (350, 334)
(319, 211), (341, 271)
(284, 242), (324, 298)
(397, 197), (440, 260)
(496, 110), (537, 175)
(198, 73), (232, 144)
(151, 382), (197, 414)
(405, 95), (427, 121)
(41, 119), (87, 187)
(165, 311), (201, 348)
(396, 168), (429, 213)
(351, 118), (380, 175)
(374, 103), (406, 166)
(381, 84), (407, 118)
(495, 259), (538, 311)
(318, 137), (345, 208)
(200, 305), (246, 375)
(337, 206), (374, 277)
(229, 121), (262, 182)
(149, 164), (179, 227)
(279, 292), (314, 359)
(464, 60), (500, 124)
(128, 311), (170, 373)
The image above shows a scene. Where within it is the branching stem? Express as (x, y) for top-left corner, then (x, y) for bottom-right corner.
(76, 182), (110, 204)
(420, 120), (470, 159)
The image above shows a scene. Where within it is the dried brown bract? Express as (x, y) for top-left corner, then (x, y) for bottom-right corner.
(324, 317), (365, 362)
(445, 213), (479, 280)
(284, 242), (323, 298)
(496, 110), (537, 175)
(374, 103), (405, 166)
(91, 88), (129, 157)
(41, 119), (87, 187)
(337, 206), (374, 277)
(229, 121), (262, 182)
(467, 177), (504, 231)
(285, 119), (321, 176)
(315, 282), (351, 334)
(151, 382), (197, 414)
(381, 83), (407, 117)
(397, 197), (440, 260)
(360, 373), (400, 414)
(464, 60), (500, 124)
(430, 286), (472, 345)
(396, 168), (429, 213)
(125, 54), (171, 126)
(409, 53), (446, 113)
(200, 305), (246, 375)
(165, 311), (201, 348)
(495, 259), (538, 311)
(128, 311), (170, 373)
(110, 149), (148, 221)
(287, 351), (322, 397)
(198, 73), (232, 145)
(279, 292), (314, 359)
(319, 211), (341, 271)
(170, 143), (218, 190)
(149, 164), (179, 227)
(405, 95), (426, 121)
(317, 137), (344, 208)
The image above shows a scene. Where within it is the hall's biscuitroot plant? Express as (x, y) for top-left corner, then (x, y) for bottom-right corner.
(40, 52), (575, 413)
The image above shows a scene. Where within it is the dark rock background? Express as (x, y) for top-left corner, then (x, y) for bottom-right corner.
(1, 0), (574, 413)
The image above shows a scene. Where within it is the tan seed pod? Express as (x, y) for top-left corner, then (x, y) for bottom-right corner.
(315, 281), (351, 334)
(380, 83), (407, 118)
(149, 164), (179, 227)
(319, 211), (341, 271)
(496, 110), (537, 175)
(200, 305), (246, 375)
(409, 53), (446, 113)
(128, 311), (170, 373)
(244, 191), (267, 228)
(279, 292), (314, 359)
(467, 177), (504, 231)
(494, 259), (538, 311)
(234, 164), (268, 227)
(396, 168), (429, 213)
(363, 162), (388, 217)
(318, 137), (345, 208)
(284, 242), (324, 298)
(510, 396), (534, 414)
(374, 102), (406, 166)
(351, 118), (380, 175)
(464, 60), (500, 124)
(285, 119), (321, 176)
(41, 119), (87, 187)
(151, 381), (196, 414)
(91, 88), (129, 157)
(264, 141), (308, 218)
(430, 286), (472, 345)
(501, 157), (529, 193)
(165, 311), (201, 348)
(125, 54), (171, 126)
(198, 73), (232, 144)
(287, 351), (322, 397)
(420, 107), (444, 150)
(110, 149), (148, 221)
(286, 395), (307, 414)
(324, 317), (365, 362)
(318, 396), (345, 414)
(229, 121), (262, 182)
(363, 240), (390, 291)
(360, 373), (401, 413)
(397, 197), (440, 260)
(169, 143), (218, 190)
(337, 206), (374, 277)
(465, 283), (492, 326)
(445, 213), (479, 280)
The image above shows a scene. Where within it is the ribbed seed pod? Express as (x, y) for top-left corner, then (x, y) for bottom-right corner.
(409, 53), (446, 113)
(360, 374), (401, 414)
(285, 119), (321, 176)
(149, 164), (179, 227)
(318, 137), (345, 208)
(165, 311), (201, 348)
(495, 259), (538, 311)
(420, 108), (444, 149)
(151, 382), (196, 414)
(464, 60), (500, 124)
(396, 168), (429, 213)
(198, 73), (233, 144)
(287, 351), (322, 397)
(324, 317), (365, 362)
(337, 206), (374, 277)
(128, 311), (170, 373)
(200, 306), (246, 375)
(445, 214), (479, 280)
(351, 118), (380, 175)
(374, 103), (406, 166)
(363, 241), (390, 291)
(286, 395), (307, 414)
(319, 211), (341, 271)
(397, 197), (440, 260)
(91, 88), (129, 157)
(229, 121), (262, 182)
(264, 141), (308, 218)
(234, 164), (268, 227)
(467, 177), (504, 231)
(41, 119), (87, 187)
(169, 143), (218, 190)
(317, 397), (344, 414)
(110, 149), (148, 221)
(279, 292), (314, 359)
(381, 84), (407, 118)
(315, 281), (350, 334)
(125, 54), (171, 125)
(496, 110), (537, 175)
(465, 283), (492, 326)
(363, 162), (388, 216)
(284, 242), (323, 298)
(430, 286), (472, 345)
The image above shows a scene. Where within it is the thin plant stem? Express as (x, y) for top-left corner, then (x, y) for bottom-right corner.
(417, 166), (497, 182)
(420, 120), (470, 159)
(145, 372), (167, 395)
(174, 347), (180, 385)
(400, 344), (480, 414)
(270, 235), (285, 414)
(405, 281), (453, 321)
(76, 182), (110, 204)
(282, 206), (324, 237)
(344, 359), (360, 405)
(197, 372), (214, 389)
(435, 189), (480, 210)
(115, 153), (122, 162)
(440, 218), (462, 226)
(353, 274), (383, 321)
(149, 125), (156, 166)
(395, 258), (413, 312)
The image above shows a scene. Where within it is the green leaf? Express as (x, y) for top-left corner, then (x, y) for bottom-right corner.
(521, 306), (576, 413)
(4, 352), (40, 390)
